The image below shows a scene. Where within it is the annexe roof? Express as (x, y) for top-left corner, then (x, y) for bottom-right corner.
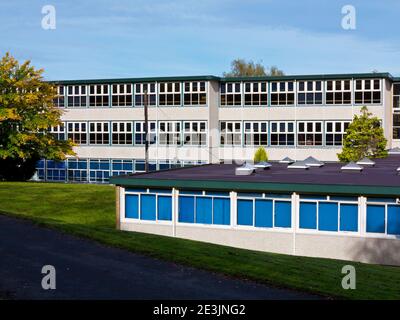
(48, 72), (394, 85)
(110, 155), (400, 197)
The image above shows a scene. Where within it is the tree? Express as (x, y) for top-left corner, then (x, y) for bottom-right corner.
(0, 52), (75, 180)
(337, 106), (387, 162)
(253, 147), (268, 163)
(223, 59), (284, 77)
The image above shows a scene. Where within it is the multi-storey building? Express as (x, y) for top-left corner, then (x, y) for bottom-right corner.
(35, 72), (400, 183)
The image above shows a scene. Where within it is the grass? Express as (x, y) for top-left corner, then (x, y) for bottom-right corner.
(0, 182), (399, 299)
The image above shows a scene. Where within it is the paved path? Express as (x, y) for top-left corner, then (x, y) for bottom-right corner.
(0, 214), (319, 299)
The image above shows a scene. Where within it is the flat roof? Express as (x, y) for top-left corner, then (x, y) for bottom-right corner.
(110, 155), (400, 196)
(49, 72), (394, 85)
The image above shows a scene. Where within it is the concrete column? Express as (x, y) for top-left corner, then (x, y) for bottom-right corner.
(291, 192), (299, 255)
(230, 191), (237, 227)
(172, 188), (178, 237)
(115, 186), (121, 230)
(359, 196), (367, 236)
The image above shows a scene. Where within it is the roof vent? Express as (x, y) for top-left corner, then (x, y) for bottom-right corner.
(254, 161), (272, 171)
(356, 157), (375, 166)
(235, 162), (255, 176)
(279, 157), (294, 164)
(288, 161), (310, 169)
(341, 162), (363, 172)
(304, 156), (324, 167)
(397, 167), (400, 175)
(389, 147), (400, 155)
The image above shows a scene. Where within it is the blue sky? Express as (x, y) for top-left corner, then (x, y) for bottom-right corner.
(1, 0), (400, 80)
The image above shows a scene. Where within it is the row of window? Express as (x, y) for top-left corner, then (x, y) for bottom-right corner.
(124, 191), (400, 236)
(392, 83), (400, 139)
(221, 121), (350, 146)
(35, 159), (205, 183)
(54, 79), (383, 108)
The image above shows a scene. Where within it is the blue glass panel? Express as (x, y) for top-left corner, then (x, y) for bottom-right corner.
(113, 162), (122, 170)
(299, 202), (317, 229)
(255, 199), (273, 228)
(125, 195), (139, 219)
(213, 198), (230, 225)
(318, 202), (338, 231)
(140, 194), (156, 221)
(367, 197), (397, 203)
(388, 205), (400, 235)
(196, 197), (212, 224)
(366, 205), (385, 233)
(340, 204), (358, 232)
(78, 161), (87, 169)
(300, 195), (328, 201)
(237, 199), (253, 226)
(178, 196), (195, 223)
(157, 196), (172, 221)
(100, 161), (110, 170)
(274, 201), (291, 228)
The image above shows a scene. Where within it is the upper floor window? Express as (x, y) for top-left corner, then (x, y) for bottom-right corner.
(67, 122), (87, 144)
(67, 85), (87, 107)
(159, 82), (181, 106)
(354, 79), (381, 104)
(394, 84), (400, 110)
(220, 121), (242, 146)
(325, 80), (351, 105)
(325, 121), (350, 146)
(111, 84), (132, 107)
(220, 83), (241, 106)
(297, 121), (322, 146)
(134, 121), (157, 145)
(89, 122), (109, 145)
(134, 83), (156, 106)
(184, 81), (206, 105)
(270, 81), (294, 106)
(244, 82), (268, 106)
(54, 86), (64, 108)
(89, 84), (109, 107)
(244, 121), (268, 146)
(270, 121), (295, 146)
(112, 122), (133, 145)
(159, 121), (181, 145)
(49, 123), (65, 140)
(183, 121), (207, 145)
(297, 81), (322, 105)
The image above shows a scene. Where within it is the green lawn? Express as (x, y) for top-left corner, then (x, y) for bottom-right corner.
(0, 182), (399, 299)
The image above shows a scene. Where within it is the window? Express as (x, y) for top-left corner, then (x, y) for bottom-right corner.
(89, 122), (110, 145)
(354, 79), (381, 104)
(54, 86), (64, 107)
(159, 121), (181, 145)
(220, 121), (242, 146)
(67, 85), (87, 107)
(325, 80), (351, 105)
(36, 160), (45, 180)
(89, 159), (110, 183)
(46, 160), (66, 181)
(134, 83), (156, 106)
(299, 196), (358, 232)
(244, 82), (268, 106)
(159, 82), (181, 106)
(297, 121), (322, 146)
(89, 84), (109, 107)
(244, 122), (268, 146)
(366, 198), (400, 235)
(393, 84), (400, 139)
(220, 82), (241, 106)
(49, 123), (65, 140)
(270, 121), (295, 146)
(184, 81), (206, 105)
(111, 159), (134, 176)
(236, 194), (292, 228)
(270, 81), (294, 106)
(178, 191), (230, 225)
(297, 81), (322, 105)
(325, 121), (350, 146)
(67, 122), (87, 144)
(112, 122), (133, 145)
(67, 159), (88, 182)
(134, 121), (157, 145)
(111, 84), (132, 106)
(183, 121), (207, 145)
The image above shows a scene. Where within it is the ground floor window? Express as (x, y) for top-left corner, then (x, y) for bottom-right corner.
(366, 198), (400, 235)
(67, 159), (88, 182)
(46, 160), (66, 181)
(89, 159), (110, 183)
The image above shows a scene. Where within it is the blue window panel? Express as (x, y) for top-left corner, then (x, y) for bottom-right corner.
(340, 204), (358, 232)
(367, 197), (397, 203)
(237, 199), (253, 226)
(300, 195), (327, 201)
(100, 162), (110, 170)
(125, 195), (139, 219)
(274, 201), (291, 228)
(299, 202), (317, 229)
(78, 161), (87, 169)
(178, 196), (195, 223)
(112, 162), (122, 170)
(318, 202), (338, 231)
(140, 194), (156, 221)
(135, 161), (145, 171)
(213, 198), (230, 225)
(255, 199), (273, 228)
(388, 205), (400, 235)
(157, 196), (172, 221)
(196, 197), (212, 224)
(37, 160), (45, 169)
(366, 205), (385, 233)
